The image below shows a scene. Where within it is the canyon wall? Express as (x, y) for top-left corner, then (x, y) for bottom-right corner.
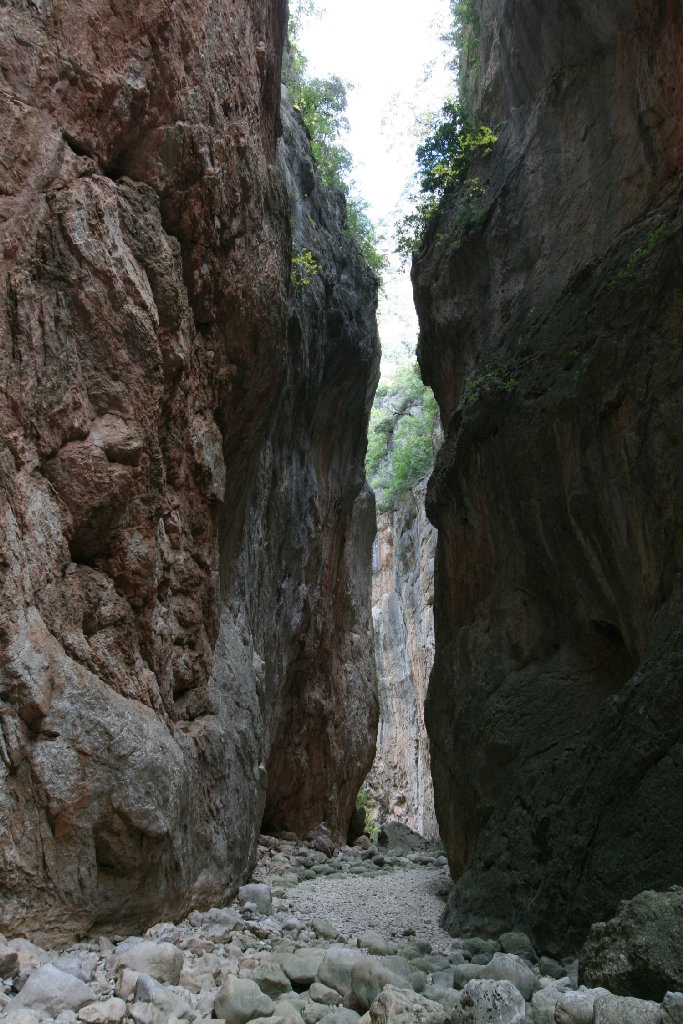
(0, 0), (379, 943)
(368, 485), (438, 840)
(415, 0), (683, 952)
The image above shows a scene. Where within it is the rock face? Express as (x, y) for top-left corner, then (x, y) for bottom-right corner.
(414, 0), (683, 951)
(579, 887), (683, 1002)
(367, 486), (438, 839)
(0, 0), (379, 942)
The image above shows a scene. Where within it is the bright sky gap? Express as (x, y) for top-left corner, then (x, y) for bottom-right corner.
(297, 0), (454, 374)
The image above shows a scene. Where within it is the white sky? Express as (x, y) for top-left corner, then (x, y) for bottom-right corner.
(297, 0), (454, 372)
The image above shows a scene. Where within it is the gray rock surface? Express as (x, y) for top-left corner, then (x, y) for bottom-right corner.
(5, 964), (95, 1016)
(663, 992), (683, 1024)
(239, 885), (274, 917)
(553, 987), (613, 1024)
(214, 976), (275, 1023)
(367, 489), (438, 840)
(350, 958), (412, 1010)
(368, 984), (446, 1023)
(454, 978), (526, 1024)
(579, 887), (683, 1001)
(107, 942), (183, 985)
(593, 992), (663, 1024)
(478, 952), (537, 1001)
(77, 998), (127, 1024)
(0, 838), (670, 1024)
(527, 977), (572, 1024)
(416, 0), (683, 953)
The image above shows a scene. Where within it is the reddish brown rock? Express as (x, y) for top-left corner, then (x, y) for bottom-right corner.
(0, 0), (378, 941)
(414, 0), (683, 951)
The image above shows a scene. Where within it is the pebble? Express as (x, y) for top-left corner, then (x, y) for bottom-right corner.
(0, 833), (675, 1024)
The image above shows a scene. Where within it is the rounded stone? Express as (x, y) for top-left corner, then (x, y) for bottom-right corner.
(214, 976), (276, 1024)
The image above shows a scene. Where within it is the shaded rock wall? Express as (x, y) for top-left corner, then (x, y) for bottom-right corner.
(414, 0), (683, 952)
(367, 488), (438, 839)
(0, 0), (379, 943)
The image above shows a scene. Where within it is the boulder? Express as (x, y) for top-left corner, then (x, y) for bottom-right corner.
(478, 952), (537, 1000)
(356, 932), (398, 956)
(498, 932), (538, 963)
(376, 822), (430, 852)
(253, 961), (293, 997)
(5, 964), (95, 1016)
(368, 984), (447, 1023)
(526, 977), (572, 1024)
(453, 964), (485, 988)
(593, 992), (664, 1024)
(0, 948), (20, 979)
(239, 884), (273, 916)
(350, 959), (412, 1010)
(214, 976), (275, 1023)
(317, 947), (367, 997)
(454, 978), (526, 1024)
(312, 920), (340, 942)
(663, 992), (683, 1024)
(77, 998), (127, 1024)
(579, 887), (683, 1000)
(282, 948), (328, 987)
(107, 942), (184, 985)
(133, 973), (193, 1018)
(554, 987), (614, 1024)
(308, 983), (342, 1006)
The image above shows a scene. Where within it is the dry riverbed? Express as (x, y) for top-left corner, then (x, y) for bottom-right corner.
(0, 829), (677, 1024)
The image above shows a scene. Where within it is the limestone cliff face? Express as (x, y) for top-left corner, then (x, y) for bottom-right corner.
(367, 487), (438, 840)
(0, 0), (379, 942)
(414, 0), (683, 951)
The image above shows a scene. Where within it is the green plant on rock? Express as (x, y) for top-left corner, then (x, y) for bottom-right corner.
(396, 101), (497, 263)
(283, 3), (386, 279)
(444, 0), (480, 110)
(462, 360), (517, 405)
(608, 224), (669, 288)
(291, 246), (319, 288)
(366, 360), (439, 512)
(355, 785), (378, 840)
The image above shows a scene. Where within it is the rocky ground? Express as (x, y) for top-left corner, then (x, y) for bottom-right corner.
(0, 829), (681, 1024)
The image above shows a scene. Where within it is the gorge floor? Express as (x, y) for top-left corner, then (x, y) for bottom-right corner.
(1, 833), (674, 1024)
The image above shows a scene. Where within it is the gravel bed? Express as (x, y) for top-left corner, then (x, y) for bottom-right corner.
(282, 864), (456, 951)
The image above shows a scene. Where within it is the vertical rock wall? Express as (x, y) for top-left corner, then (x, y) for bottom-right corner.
(414, 0), (683, 951)
(0, 0), (379, 943)
(368, 488), (438, 840)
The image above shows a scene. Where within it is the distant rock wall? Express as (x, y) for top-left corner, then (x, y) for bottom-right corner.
(367, 486), (438, 840)
(414, 0), (683, 951)
(0, 0), (378, 942)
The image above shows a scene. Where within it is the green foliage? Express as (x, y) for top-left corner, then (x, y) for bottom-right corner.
(462, 360), (517, 405)
(294, 73), (352, 190)
(283, 4), (386, 278)
(416, 101), (497, 196)
(396, 102), (497, 263)
(444, 0), (480, 108)
(608, 224), (669, 288)
(355, 785), (372, 810)
(390, 413), (434, 495)
(345, 198), (389, 275)
(366, 408), (394, 476)
(291, 246), (319, 288)
(355, 785), (377, 840)
(366, 361), (439, 511)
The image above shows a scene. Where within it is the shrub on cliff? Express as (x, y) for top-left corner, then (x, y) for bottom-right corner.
(396, 100), (497, 263)
(366, 361), (438, 512)
(283, 5), (386, 277)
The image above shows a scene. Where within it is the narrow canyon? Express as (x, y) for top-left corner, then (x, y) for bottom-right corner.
(0, 0), (682, 1012)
